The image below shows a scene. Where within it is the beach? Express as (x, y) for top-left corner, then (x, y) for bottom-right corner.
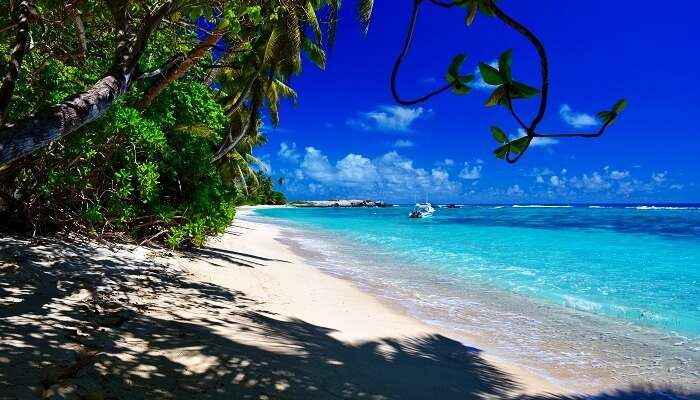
(0, 206), (696, 399)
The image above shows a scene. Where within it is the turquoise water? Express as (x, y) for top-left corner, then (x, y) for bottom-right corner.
(253, 205), (700, 337)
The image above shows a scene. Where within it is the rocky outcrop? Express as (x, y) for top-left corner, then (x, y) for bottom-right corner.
(291, 199), (390, 208)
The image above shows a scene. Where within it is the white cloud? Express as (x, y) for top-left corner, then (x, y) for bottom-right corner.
(278, 141), (300, 162)
(431, 168), (449, 182)
(609, 170), (630, 180)
(308, 183), (324, 193)
(393, 139), (415, 148)
(347, 105), (427, 132)
(507, 185), (524, 196)
(540, 167), (673, 197)
(297, 148), (463, 199)
(651, 171), (668, 183)
(531, 137), (560, 147)
(559, 104), (599, 128)
(570, 172), (611, 192)
(300, 147), (379, 188)
(335, 154), (379, 186)
(459, 162), (482, 180)
(300, 147), (336, 184)
(435, 158), (455, 167)
(549, 175), (564, 188)
(670, 184), (684, 190)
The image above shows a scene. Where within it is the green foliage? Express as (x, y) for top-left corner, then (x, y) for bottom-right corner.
(3, 80), (243, 248)
(236, 172), (287, 206)
(446, 54), (474, 95)
(490, 126), (508, 144)
(0, 1), (331, 247)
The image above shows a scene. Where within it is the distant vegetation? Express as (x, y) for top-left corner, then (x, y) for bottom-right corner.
(0, 1), (326, 247)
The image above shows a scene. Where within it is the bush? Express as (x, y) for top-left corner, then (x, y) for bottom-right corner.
(2, 79), (239, 248)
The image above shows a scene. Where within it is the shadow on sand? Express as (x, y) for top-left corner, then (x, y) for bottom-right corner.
(0, 236), (697, 400)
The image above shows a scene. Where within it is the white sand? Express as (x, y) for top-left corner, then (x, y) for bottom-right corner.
(10, 207), (686, 398)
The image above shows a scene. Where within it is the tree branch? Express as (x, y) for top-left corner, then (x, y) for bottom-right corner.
(391, 0), (456, 106)
(67, 2), (88, 62)
(135, 24), (224, 110)
(0, 0), (36, 125)
(224, 72), (258, 117)
(489, 1), (549, 131)
(213, 87), (261, 163)
(534, 119), (614, 139)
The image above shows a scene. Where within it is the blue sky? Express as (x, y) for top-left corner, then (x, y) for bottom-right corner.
(256, 0), (698, 203)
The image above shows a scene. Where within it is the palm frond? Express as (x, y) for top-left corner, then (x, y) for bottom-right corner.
(302, 37), (326, 69)
(304, 1), (322, 43)
(358, 0), (374, 35)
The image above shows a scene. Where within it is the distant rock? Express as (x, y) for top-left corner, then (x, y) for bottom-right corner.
(290, 199), (391, 208)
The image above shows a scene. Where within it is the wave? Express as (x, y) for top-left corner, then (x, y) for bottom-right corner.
(626, 206), (697, 210)
(588, 205), (609, 209)
(562, 295), (603, 313)
(512, 205), (573, 208)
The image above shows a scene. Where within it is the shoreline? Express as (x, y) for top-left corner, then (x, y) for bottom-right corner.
(1, 206), (695, 398)
(237, 205), (700, 395)
(235, 208), (572, 393)
(209, 210), (568, 396)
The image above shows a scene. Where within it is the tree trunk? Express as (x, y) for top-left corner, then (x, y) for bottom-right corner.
(0, 74), (129, 166)
(67, 3), (88, 61)
(203, 45), (239, 86)
(0, 0), (174, 167)
(0, 0), (34, 126)
(212, 88), (261, 163)
(135, 29), (224, 110)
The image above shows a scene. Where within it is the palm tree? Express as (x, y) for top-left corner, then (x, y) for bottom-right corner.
(211, 0), (336, 163)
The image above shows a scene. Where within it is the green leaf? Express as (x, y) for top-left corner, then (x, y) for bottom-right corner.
(509, 136), (530, 154)
(466, 1), (478, 25)
(596, 110), (613, 124)
(494, 144), (509, 159)
(498, 49), (512, 82)
(301, 37), (326, 70)
(479, 1), (495, 16)
(447, 54), (466, 82)
(459, 74), (475, 84)
(491, 126), (508, 143)
(511, 81), (540, 98)
(452, 83), (471, 95)
(478, 63), (502, 85)
(612, 98), (627, 113)
(485, 86), (506, 107)
(304, 1), (322, 43)
(358, 0), (375, 34)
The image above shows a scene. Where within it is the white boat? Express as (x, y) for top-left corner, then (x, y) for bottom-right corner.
(408, 202), (435, 218)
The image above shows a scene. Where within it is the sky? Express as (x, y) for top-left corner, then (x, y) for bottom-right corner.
(255, 0), (699, 203)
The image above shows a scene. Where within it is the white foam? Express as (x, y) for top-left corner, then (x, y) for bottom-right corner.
(627, 205), (697, 210)
(512, 205), (573, 208)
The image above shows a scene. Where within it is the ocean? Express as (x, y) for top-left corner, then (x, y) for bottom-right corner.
(246, 204), (700, 389)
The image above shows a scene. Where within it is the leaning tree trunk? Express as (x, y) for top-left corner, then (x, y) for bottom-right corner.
(0, 74), (132, 166)
(0, 0), (35, 126)
(0, 0), (173, 167)
(135, 29), (224, 110)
